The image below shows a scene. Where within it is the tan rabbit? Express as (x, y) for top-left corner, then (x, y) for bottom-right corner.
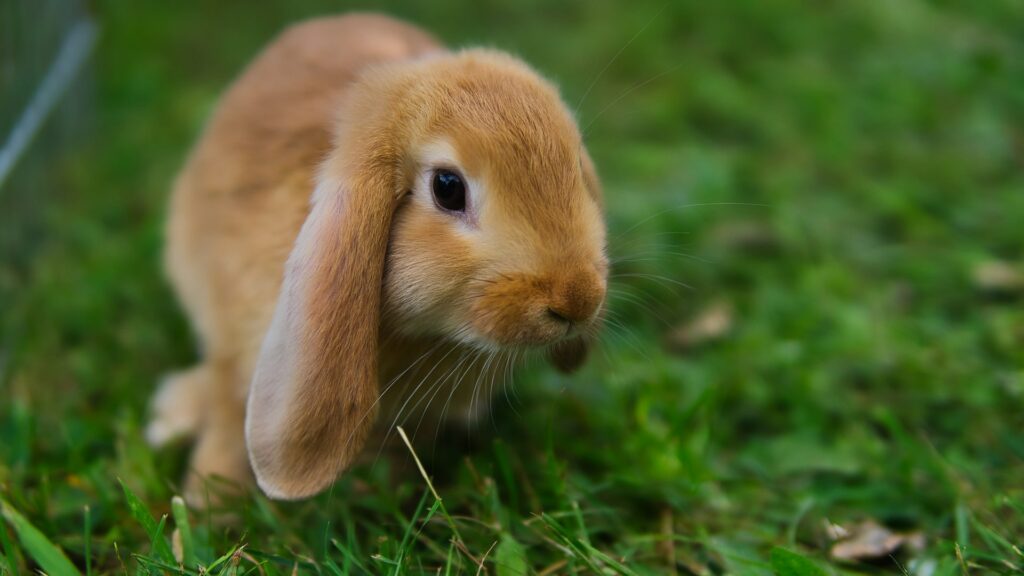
(146, 13), (608, 502)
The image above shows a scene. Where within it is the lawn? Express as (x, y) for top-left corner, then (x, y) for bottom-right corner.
(2, 1), (1023, 574)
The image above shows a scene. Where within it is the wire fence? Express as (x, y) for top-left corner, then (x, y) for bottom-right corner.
(1, 0), (96, 366)
(1, 0), (96, 184)
(0, 0), (95, 273)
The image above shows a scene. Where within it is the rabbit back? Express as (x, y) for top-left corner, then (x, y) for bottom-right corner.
(165, 14), (442, 387)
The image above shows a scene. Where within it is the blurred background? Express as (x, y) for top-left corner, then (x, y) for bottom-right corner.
(1, 1), (1022, 574)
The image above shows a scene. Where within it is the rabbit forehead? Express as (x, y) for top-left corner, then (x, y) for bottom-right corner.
(405, 51), (582, 186)
(349, 48), (586, 207)
(436, 106), (590, 232)
(374, 50), (604, 260)
(447, 125), (601, 259)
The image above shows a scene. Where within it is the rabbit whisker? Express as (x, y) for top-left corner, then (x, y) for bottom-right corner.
(611, 272), (694, 292)
(416, 348), (482, 443)
(611, 250), (711, 266)
(502, 348), (523, 419)
(404, 347), (474, 442)
(434, 351), (489, 451)
(410, 350), (470, 442)
(375, 340), (466, 459)
(607, 288), (673, 328)
(574, 2), (669, 116)
(342, 336), (451, 454)
(583, 61), (686, 137)
(610, 201), (769, 244)
(600, 314), (654, 362)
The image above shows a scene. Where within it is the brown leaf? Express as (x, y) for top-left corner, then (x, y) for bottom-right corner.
(667, 300), (733, 351)
(171, 528), (183, 564)
(656, 508), (678, 575)
(972, 260), (1024, 294)
(828, 520), (925, 563)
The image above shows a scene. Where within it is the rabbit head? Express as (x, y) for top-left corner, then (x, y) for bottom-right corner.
(246, 49), (607, 499)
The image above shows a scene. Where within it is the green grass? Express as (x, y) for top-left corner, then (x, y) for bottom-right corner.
(2, 0), (1024, 573)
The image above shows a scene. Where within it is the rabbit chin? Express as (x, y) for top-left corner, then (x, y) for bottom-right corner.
(459, 322), (584, 352)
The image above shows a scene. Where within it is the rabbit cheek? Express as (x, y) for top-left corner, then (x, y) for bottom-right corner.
(382, 206), (474, 332)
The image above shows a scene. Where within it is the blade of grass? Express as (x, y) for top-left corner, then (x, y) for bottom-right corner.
(444, 539), (457, 576)
(172, 495), (197, 569)
(570, 499), (590, 548)
(492, 441), (520, 518)
(118, 479), (175, 564)
(213, 544), (245, 576)
(391, 490), (430, 575)
(769, 547), (827, 576)
(83, 505), (91, 576)
(476, 539), (498, 576)
(0, 498), (81, 576)
(133, 554), (191, 574)
(0, 505), (23, 576)
(246, 549), (319, 575)
(536, 513), (638, 576)
(331, 539), (370, 574)
(396, 427), (465, 546)
(494, 534), (528, 576)
(955, 502), (971, 551)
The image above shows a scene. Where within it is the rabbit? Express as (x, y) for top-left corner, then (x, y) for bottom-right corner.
(146, 13), (608, 502)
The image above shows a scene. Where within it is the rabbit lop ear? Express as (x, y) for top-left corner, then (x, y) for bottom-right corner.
(245, 167), (399, 500)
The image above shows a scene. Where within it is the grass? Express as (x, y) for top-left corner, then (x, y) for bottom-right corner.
(2, 0), (1023, 573)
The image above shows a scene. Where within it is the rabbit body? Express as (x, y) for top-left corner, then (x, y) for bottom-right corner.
(148, 14), (607, 502)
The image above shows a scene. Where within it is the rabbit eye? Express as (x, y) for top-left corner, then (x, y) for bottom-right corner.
(431, 169), (466, 212)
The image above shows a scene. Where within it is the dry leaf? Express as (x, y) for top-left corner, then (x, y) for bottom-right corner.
(657, 508), (678, 575)
(824, 521), (850, 541)
(972, 260), (1024, 294)
(828, 520), (925, 563)
(668, 300), (733, 351)
(171, 527), (183, 564)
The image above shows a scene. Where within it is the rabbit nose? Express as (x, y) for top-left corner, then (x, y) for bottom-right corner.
(547, 271), (605, 324)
